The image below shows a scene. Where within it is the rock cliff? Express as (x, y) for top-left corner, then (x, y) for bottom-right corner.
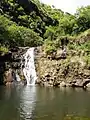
(35, 46), (90, 88)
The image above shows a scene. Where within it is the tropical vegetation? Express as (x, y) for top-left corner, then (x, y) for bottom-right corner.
(0, 0), (90, 55)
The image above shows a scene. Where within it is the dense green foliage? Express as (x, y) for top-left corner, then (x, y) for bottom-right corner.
(0, 0), (90, 51)
(0, 15), (43, 47)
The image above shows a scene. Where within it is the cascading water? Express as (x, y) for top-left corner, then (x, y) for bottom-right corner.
(23, 48), (37, 85)
(15, 73), (21, 82)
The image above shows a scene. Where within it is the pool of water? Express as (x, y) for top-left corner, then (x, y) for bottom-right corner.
(0, 85), (90, 120)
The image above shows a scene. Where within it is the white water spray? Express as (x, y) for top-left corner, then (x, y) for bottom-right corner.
(23, 48), (37, 85)
(15, 73), (21, 82)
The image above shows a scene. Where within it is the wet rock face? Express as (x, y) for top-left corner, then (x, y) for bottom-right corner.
(0, 52), (12, 62)
(0, 47), (28, 85)
(0, 55), (7, 85)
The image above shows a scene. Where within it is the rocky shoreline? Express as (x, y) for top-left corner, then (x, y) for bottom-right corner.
(0, 46), (90, 88)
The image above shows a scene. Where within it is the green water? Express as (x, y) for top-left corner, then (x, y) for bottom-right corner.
(0, 86), (90, 120)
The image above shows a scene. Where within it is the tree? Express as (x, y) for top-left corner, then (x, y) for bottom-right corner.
(75, 6), (90, 32)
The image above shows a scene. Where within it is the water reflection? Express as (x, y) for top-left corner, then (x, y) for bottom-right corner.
(0, 86), (90, 120)
(33, 87), (90, 120)
(19, 86), (36, 120)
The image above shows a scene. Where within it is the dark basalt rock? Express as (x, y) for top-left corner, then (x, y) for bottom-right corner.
(0, 47), (28, 85)
(0, 52), (12, 62)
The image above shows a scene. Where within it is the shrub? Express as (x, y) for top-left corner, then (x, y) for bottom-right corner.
(44, 39), (57, 55)
(0, 46), (8, 54)
(8, 24), (43, 47)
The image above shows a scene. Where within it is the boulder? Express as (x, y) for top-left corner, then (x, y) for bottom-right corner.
(59, 81), (66, 87)
(83, 79), (90, 87)
(4, 69), (13, 85)
(86, 83), (90, 88)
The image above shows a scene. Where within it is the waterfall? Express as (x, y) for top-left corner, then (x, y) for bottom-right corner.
(23, 48), (37, 85)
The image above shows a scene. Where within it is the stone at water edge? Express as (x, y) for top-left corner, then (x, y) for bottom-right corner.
(59, 81), (66, 87)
